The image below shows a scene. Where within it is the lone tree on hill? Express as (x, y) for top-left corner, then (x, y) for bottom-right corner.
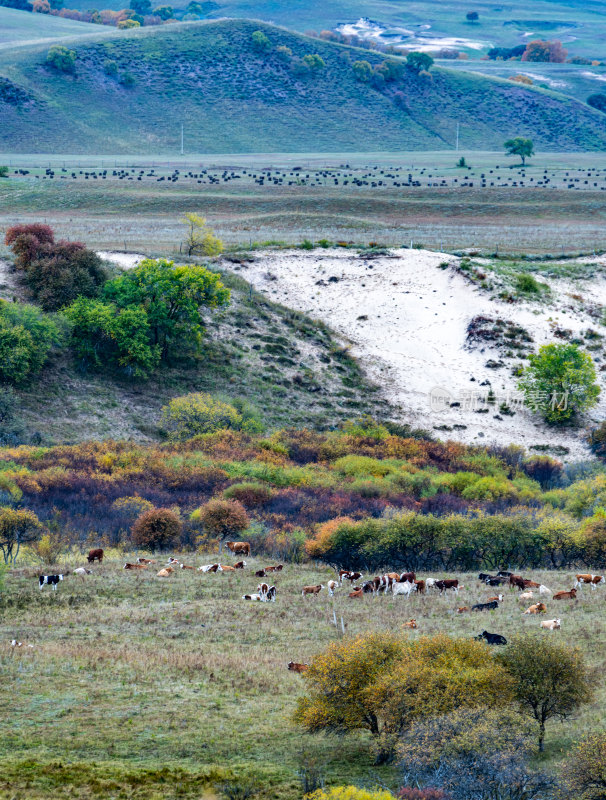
(181, 212), (223, 256)
(406, 52), (434, 73)
(504, 136), (534, 166)
(466, 11), (479, 22)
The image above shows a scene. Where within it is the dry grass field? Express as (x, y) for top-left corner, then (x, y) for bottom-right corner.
(2, 554), (606, 799)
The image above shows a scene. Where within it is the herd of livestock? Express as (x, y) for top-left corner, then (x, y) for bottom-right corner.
(32, 543), (606, 648)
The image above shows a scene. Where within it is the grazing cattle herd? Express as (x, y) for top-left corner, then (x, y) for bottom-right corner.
(30, 544), (606, 665)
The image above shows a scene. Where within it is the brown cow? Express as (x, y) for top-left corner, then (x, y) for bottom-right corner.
(348, 588), (364, 599)
(487, 594), (504, 604)
(137, 557), (156, 565)
(287, 661), (309, 673)
(524, 602), (547, 615)
(399, 571), (416, 583)
(435, 579), (459, 593)
(302, 584), (324, 596)
(87, 548), (104, 564)
(225, 541), (250, 557)
(402, 619), (417, 629)
(219, 565), (236, 572)
(414, 580), (426, 595)
(180, 564), (195, 570)
(255, 569), (267, 578)
(124, 562), (146, 570)
(264, 564), (283, 573)
(339, 570), (363, 584)
(157, 567), (174, 577)
(575, 574), (605, 590)
(553, 589), (577, 600)
(457, 606), (470, 613)
(233, 561), (246, 569)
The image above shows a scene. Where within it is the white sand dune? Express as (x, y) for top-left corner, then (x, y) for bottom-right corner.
(241, 248), (606, 460)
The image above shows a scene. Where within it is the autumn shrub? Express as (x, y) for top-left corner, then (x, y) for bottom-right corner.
(162, 393), (261, 440)
(307, 788), (393, 800)
(223, 482), (273, 507)
(5, 223), (54, 270)
(0, 301), (65, 384)
(111, 495), (154, 519)
(27, 243), (107, 311)
(333, 455), (395, 478)
(131, 507), (182, 552)
(30, 530), (68, 565)
(397, 708), (553, 800)
(398, 790), (449, 800)
(522, 455), (563, 489)
(561, 733), (606, 799)
(190, 499), (249, 544)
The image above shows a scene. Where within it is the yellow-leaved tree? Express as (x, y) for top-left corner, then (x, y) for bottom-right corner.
(293, 632), (512, 764)
(181, 213), (223, 257)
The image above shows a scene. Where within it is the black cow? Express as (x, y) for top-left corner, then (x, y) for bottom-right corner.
(475, 630), (507, 645)
(39, 574), (64, 591)
(478, 573), (493, 581)
(472, 601), (499, 612)
(485, 576), (509, 586)
(497, 570), (513, 577)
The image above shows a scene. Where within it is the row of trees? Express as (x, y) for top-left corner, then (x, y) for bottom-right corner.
(306, 509), (606, 570)
(295, 632), (594, 766)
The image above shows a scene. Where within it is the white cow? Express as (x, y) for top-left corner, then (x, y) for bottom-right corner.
(392, 580), (415, 597)
(541, 619), (561, 630)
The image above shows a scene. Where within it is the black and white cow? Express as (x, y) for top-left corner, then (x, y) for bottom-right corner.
(39, 574), (64, 590)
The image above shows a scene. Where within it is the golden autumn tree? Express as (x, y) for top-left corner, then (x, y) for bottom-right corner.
(293, 633), (512, 764)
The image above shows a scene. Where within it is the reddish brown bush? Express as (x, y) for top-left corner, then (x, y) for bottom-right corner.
(131, 507), (182, 551)
(5, 223), (54, 270)
(191, 498), (249, 540)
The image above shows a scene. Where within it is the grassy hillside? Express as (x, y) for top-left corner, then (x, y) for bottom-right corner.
(2, 19), (606, 153)
(0, 6), (96, 47)
(0, 259), (387, 445)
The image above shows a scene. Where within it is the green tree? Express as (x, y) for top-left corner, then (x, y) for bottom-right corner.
(466, 10), (479, 21)
(518, 343), (600, 424)
(0, 166), (8, 178)
(294, 633), (511, 764)
(562, 733), (606, 800)
(406, 52), (434, 73)
(45, 45), (76, 73)
(102, 258), (230, 360)
(303, 54), (325, 71)
(251, 30), (271, 53)
(0, 301), (65, 376)
(129, 0), (150, 13)
(103, 59), (118, 76)
(504, 136), (534, 166)
(152, 4), (172, 17)
(63, 297), (160, 378)
(352, 60), (372, 82)
(191, 499), (249, 549)
(0, 507), (44, 565)
(181, 213), (223, 256)
(497, 635), (594, 751)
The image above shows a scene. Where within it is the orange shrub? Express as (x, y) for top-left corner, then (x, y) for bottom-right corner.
(131, 508), (182, 552)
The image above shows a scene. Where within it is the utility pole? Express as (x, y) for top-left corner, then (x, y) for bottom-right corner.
(455, 122), (460, 152)
(180, 123), (184, 156)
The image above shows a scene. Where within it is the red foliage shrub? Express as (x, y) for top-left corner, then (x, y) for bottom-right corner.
(193, 498), (249, 540)
(5, 223), (55, 270)
(132, 507), (182, 551)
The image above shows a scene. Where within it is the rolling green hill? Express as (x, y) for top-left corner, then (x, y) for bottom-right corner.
(2, 19), (606, 154)
(0, 6), (97, 47)
(32, 0), (606, 61)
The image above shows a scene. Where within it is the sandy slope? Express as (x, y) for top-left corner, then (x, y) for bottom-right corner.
(239, 248), (606, 460)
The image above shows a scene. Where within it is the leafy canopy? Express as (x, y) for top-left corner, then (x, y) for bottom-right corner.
(504, 137), (534, 165)
(518, 342), (600, 424)
(497, 634), (594, 751)
(103, 258), (230, 360)
(294, 632), (510, 763)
